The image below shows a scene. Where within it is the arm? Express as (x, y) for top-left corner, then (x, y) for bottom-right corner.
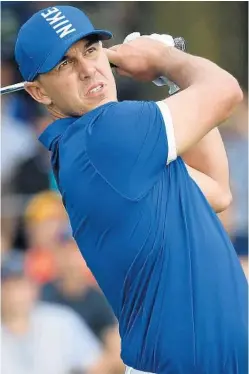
(105, 38), (243, 155)
(182, 127), (232, 212)
(155, 46), (243, 155)
(186, 164), (232, 213)
(105, 38), (240, 208)
(87, 326), (124, 374)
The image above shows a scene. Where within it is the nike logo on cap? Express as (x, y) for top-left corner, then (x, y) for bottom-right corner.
(41, 7), (76, 39)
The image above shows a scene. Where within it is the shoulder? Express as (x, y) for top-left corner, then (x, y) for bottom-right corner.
(94, 100), (160, 122)
(87, 100), (163, 143)
(34, 301), (83, 326)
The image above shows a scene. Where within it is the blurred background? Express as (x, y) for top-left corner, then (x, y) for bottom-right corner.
(1, 2), (248, 374)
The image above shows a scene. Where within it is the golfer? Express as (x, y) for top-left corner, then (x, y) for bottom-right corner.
(14, 5), (247, 374)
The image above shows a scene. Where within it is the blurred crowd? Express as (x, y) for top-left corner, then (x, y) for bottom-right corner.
(1, 2), (248, 374)
(2, 192), (123, 374)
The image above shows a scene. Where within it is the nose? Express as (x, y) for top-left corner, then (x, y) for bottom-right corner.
(77, 55), (96, 80)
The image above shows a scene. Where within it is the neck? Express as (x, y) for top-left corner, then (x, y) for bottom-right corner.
(47, 97), (117, 121)
(48, 105), (68, 120)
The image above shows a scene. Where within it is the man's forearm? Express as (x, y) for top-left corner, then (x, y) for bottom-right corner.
(186, 164), (232, 213)
(158, 47), (242, 155)
(159, 47), (237, 90)
(181, 128), (231, 193)
(160, 47), (234, 189)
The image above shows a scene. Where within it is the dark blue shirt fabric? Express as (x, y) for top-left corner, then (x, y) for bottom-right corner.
(39, 100), (248, 374)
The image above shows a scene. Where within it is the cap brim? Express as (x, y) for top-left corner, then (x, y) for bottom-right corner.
(33, 29), (112, 79)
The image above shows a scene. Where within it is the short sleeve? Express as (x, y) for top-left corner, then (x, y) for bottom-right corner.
(87, 100), (176, 200)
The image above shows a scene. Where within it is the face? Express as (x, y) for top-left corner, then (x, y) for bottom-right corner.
(1, 277), (38, 317)
(28, 37), (117, 117)
(27, 219), (70, 251)
(56, 241), (87, 280)
(25, 195), (72, 250)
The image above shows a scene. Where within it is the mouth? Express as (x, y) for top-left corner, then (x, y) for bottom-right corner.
(86, 83), (105, 97)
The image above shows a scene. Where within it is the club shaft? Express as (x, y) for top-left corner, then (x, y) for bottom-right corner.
(1, 82), (26, 95)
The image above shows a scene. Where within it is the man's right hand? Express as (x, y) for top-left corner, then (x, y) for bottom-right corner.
(105, 33), (242, 162)
(104, 37), (174, 82)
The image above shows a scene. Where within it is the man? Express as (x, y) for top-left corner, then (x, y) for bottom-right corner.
(14, 5), (247, 374)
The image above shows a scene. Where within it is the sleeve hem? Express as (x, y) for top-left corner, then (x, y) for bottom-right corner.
(156, 101), (177, 164)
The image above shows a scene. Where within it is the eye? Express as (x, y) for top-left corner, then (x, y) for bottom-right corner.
(58, 59), (72, 70)
(85, 46), (97, 55)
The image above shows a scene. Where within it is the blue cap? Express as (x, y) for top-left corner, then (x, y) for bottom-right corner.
(15, 5), (112, 81)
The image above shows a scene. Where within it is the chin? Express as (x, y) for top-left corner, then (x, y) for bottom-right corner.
(68, 95), (116, 117)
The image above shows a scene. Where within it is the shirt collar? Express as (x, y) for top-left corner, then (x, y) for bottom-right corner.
(38, 117), (76, 151)
(39, 102), (115, 151)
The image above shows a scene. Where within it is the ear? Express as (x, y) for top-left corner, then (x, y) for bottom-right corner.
(24, 80), (52, 105)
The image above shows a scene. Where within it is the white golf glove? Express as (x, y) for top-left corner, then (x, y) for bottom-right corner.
(123, 32), (180, 95)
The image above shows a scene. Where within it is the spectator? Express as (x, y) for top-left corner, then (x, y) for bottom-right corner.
(41, 240), (124, 374)
(42, 239), (116, 340)
(1, 251), (104, 374)
(20, 191), (71, 283)
(24, 191), (69, 250)
(1, 95), (37, 189)
(10, 111), (51, 197)
(1, 57), (37, 188)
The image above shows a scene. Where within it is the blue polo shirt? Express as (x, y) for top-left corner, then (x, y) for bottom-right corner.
(39, 100), (247, 374)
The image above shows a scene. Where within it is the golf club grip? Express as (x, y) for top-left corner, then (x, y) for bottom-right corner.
(110, 36), (186, 68)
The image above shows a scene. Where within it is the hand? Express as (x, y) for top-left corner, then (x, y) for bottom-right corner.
(104, 37), (173, 81)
